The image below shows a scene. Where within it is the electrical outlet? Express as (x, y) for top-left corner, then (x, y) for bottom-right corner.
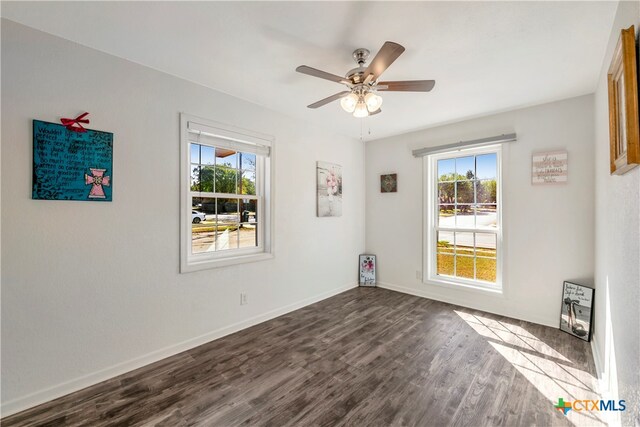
(240, 293), (248, 305)
(416, 271), (422, 280)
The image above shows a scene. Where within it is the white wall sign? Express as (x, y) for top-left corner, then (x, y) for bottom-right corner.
(532, 150), (568, 184)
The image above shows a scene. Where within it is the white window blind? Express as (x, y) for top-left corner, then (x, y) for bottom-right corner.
(187, 121), (271, 157)
(412, 133), (516, 157)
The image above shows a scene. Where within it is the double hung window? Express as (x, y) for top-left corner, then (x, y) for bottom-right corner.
(426, 145), (502, 290)
(181, 115), (273, 272)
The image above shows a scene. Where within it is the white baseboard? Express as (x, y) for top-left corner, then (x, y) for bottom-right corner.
(1, 282), (357, 418)
(377, 281), (557, 328)
(591, 335), (604, 386)
(590, 335), (623, 427)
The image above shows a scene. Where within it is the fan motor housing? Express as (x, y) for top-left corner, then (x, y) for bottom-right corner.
(346, 66), (367, 84)
(347, 48), (371, 84)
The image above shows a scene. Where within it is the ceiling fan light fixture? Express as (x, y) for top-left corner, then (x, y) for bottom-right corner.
(296, 42), (435, 119)
(364, 92), (383, 112)
(353, 100), (369, 118)
(340, 93), (359, 113)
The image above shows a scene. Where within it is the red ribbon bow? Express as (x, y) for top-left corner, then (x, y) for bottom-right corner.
(60, 112), (90, 133)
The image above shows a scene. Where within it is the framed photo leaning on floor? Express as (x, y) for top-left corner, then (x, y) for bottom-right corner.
(559, 281), (594, 342)
(359, 254), (376, 286)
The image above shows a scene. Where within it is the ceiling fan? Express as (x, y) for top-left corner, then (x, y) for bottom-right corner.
(296, 41), (435, 118)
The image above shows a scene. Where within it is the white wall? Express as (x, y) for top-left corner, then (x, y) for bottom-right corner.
(0, 20), (365, 415)
(365, 94), (595, 327)
(592, 2), (640, 425)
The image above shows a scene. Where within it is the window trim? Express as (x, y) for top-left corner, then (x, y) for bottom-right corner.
(180, 113), (274, 273)
(423, 144), (503, 292)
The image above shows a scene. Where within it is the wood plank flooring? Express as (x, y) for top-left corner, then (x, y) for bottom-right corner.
(2, 288), (603, 427)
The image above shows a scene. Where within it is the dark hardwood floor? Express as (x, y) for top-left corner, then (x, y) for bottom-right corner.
(2, 288), (603, 427)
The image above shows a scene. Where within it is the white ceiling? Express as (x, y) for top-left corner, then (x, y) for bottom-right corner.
(1, 1), (618, 140)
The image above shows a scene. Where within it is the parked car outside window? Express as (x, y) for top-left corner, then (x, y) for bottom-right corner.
(192, 211), (206, 224)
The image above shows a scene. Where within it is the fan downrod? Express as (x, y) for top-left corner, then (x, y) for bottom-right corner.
(352, 48), (370, 66)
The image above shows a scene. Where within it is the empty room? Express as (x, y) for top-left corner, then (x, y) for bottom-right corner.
(1, 1), (639, 426)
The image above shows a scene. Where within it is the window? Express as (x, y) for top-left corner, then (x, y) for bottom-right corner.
(425, 145), (501, 291)
(181, 114), (273, 272)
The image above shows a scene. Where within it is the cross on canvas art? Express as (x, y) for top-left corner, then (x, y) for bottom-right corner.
(317, 161), (342, 217)
(32, 120), (113, 201)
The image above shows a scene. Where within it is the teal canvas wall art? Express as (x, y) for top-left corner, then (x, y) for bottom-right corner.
(32, 120), (113, 201)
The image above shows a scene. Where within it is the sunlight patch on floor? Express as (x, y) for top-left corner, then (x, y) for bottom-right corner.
(455, 310), (571, 362)
(490, 342), (605, 426)
(455, 310), (606, 426)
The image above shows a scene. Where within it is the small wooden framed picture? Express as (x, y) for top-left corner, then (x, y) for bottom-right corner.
(380, 173), (397, 193)
(559, 281), (594, 342)
(607, 25), (639, 175)
(358, 254), (376, 286)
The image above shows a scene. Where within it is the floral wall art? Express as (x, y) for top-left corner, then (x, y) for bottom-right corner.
(380, 173), (398, 193)
(359, 254), (376, 286)
(316, 161), (342, 217)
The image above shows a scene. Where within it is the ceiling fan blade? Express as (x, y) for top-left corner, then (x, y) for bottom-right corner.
(296, 65), (348, 84)
(363, 41), (405, 81)
(369, 108), (382, 116)
(377, 80), (436, 92)
(307, 91), (351, 109)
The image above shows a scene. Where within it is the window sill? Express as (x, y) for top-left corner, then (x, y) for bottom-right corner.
(424, 276), (504, 297)
(181, 252), (274, 273)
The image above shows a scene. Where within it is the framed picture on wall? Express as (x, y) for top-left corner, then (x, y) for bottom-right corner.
(531, 150), (568, 184)
(607, 25), (639, 175)
(317, 161), (342, 217)
(359, 254), (376, 286)
(32, 120), (113, 201)
(559, 281), (594, 342)
(380, 173), (398, 192)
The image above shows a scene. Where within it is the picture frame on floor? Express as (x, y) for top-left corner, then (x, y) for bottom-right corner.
(559, 281), (594, 342)
(358, 254), (376, 286)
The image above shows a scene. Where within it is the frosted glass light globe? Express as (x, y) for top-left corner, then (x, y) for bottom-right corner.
(364, 92), (383, 112)
(340, 93), (359, 113)
(353, 101), (369, 118)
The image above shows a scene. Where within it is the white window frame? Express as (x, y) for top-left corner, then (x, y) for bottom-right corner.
(180, 113), (274, 273)
(424, 144), (503, 293)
